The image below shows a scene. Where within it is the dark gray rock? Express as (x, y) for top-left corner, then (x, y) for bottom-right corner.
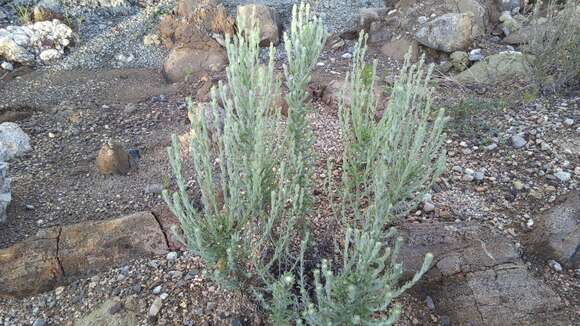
(399, 222), (567, 325)
(525, 191), (579, 268)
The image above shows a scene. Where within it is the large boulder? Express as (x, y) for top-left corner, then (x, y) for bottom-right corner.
(399, 222), (567, 325)
(454, 52), (530, 84)
(0, 212), (169, 297)
(415, 12), (474, 52)
(525, 191), (579, 268)
(160, 0), (233, 83)
(237, 4), (280, 47)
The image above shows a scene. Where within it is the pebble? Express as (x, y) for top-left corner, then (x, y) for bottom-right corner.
(1, 61), (14, 71)
(148, 297), (163, 318)
(341, 53), (352, 59)
(160, 292), (169, 300)
(152, 285), (162, 294)
(554, 171), (571, 183)
(426, 295), (435, 310)
(468, 48), (483, 61)
(32, 319), (46, 326)
(166, 251), (178, 261)
(513, 180), (524, 191)
(473, 171), (485, 181)
(563, 118), (574, 126)
(145, 183), (164, 194)
(485, 143), (498, 151)
(548, 260), (562, 272)
(462, 174), (474, 182)
(510, 135), (527, 149)
(109, 302), (122, 315)
(423, 202), (435, 212)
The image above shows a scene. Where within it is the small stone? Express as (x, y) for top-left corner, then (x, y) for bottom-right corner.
(513, 180), (524, 191)
(96, 142), (130, 175)
(468, 48), (483, 61)
(109, 302), (122, 315)
(145, 184), (163, 194)
(548, 260), (562, 272)
(423, 202), (435, 213)
(166, 251), (178, 261)
(341, 52), (352, 59)
(1, 61), (13, 71)
(554, 171), (571, 183)
(510, 135), (527, 149)
(426, 295), (435, 310)
(473, 171), (485, 181)
(485, 143), (498, 151)
(148, 297), (163, 318)
(464, 168), (475, 175)
(462, 174), (474, 182)
(563, 118), (574, 126)
(152, 285), (162, 294)
(160, 293), (169, 300)
(131, 284), (142, 293)
(127, 148), (140, 160)
(32, 319), (46, 326)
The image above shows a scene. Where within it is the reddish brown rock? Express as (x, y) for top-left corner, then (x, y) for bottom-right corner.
(58, 212), (168, 277)
(0, 212), (168, 298)
(96, 142), (130, 175)
(0, 228), (62, 297)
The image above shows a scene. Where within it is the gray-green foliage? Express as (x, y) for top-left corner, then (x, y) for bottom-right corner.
(334, 33), (447, 226)
(283, 2), (327, 214)
(524, 0), (579, 93)
(163, 3), (325, 290)
(267, 34), (446, 325)
(165, 3), (445, 324)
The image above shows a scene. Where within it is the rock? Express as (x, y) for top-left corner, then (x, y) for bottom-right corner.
(499, 11), (524, 36)
(236, 4), (279, 47)
(58, 212), (169, 278)
(563, 118), (574, 126)
(96, 142), (131, 175)
(0, 162), (9, 223)
(0, 227), (62, 297)
(525, 191), (579, 268)
(75, 299), (137, 326)
(554, 171), (571, 183)
(144, 183), (164, 194)
(152, 285), (162, 294)
(1, 61), (13, 70)
(444, 0), (491, 37)
(0, 20), (72, 65)
(32, 319), (46, 326)
(143, 33), (160, 46)
(510, 134), (527, 149)
(450, 51), (469, 71)
(148, 297), (163, 319)
(548, 260), (563, 272)
(0, 212), (168, 297)
(497, 0), (522, 12)
(399, 222), (566, 325)
(473, 171), (485, 181)
(468, 48), (483, 61)
(33, 0), (65, 22)
(166, 251), (178, 261)
(159, 0), (235, 49)
(485, 143), (497, 151)
(359, 8), (388, 32)
(162, 46), (227, 83)
(423, 201), (436, 213)
(379, 38), (419, 61)
(455, 52), (530, 84)
(39, 48), (60, 63)
(0, 122), (32, 160)
(415, 13), (474, 52)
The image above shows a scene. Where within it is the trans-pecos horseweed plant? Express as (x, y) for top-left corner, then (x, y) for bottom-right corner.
(165, 2), (446, 324)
